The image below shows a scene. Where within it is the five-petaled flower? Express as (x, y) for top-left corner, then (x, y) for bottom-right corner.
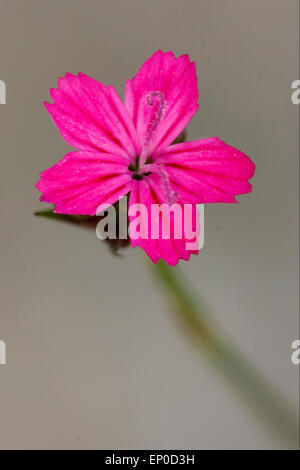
(36, 50), (255, 266)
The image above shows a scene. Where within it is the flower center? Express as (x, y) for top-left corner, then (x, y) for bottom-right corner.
(128, 157), (178, 205)
(128, 156), (152, 180)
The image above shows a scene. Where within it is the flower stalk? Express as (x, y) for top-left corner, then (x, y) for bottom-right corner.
(151, 260), (299, 448)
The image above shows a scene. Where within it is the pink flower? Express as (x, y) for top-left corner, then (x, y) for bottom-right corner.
(36, 50), (255, 266)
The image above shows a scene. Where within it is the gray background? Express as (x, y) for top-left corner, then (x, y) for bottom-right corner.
(0, 0), (298, 450)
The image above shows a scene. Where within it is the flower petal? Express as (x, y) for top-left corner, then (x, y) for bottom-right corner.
(157, 138), (255, 203)
(128, 176), (199, 266)
(45, 73), (141, 159)
(36, 151), (133, 215)
(124, 50), (199, 159)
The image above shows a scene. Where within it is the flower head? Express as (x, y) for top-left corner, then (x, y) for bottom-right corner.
(36, 50), (255, 265)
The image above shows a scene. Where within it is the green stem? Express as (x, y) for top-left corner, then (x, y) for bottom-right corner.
(151, 260), (299, 449)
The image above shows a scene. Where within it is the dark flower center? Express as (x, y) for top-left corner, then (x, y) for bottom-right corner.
(128, 156), (152, 180)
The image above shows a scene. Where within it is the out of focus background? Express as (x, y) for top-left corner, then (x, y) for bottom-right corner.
(0, 0), (298, 450)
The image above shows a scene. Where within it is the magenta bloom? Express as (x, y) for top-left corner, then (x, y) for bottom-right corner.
(36, 50), (255, 265)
